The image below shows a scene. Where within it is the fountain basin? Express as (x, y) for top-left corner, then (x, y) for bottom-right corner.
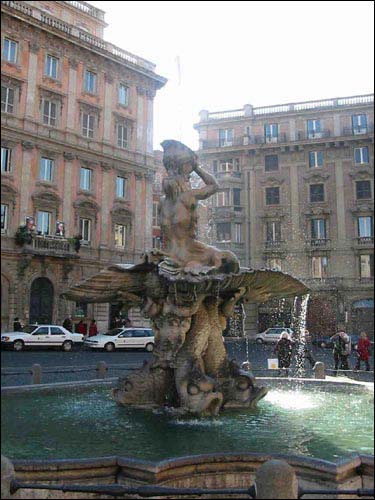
(2, 379), (373, 463)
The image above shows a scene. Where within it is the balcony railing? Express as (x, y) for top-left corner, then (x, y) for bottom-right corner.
(309, 238), (331, 248)
(356, 236), (374, 245)
(264, 240), (285, 250)
(65, 1), (106, 21)
(342, 124), (374, 136)
(216, 171), (242, 179)
(25, 236), (78, 257)
(297, 130), (331, 140)
(2, 0), (156, 72)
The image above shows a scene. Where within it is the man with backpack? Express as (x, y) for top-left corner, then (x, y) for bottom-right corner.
(331, 329), (351, 375)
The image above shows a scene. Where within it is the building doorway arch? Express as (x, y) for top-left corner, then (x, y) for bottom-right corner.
(30, 277), (54, 325)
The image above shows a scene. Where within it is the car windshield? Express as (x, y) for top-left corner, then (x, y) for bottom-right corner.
(22, 325), (38, 334)
(104, 328), (123, 336)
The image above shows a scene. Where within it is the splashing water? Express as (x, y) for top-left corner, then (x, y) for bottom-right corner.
(292, 294), (310, 378)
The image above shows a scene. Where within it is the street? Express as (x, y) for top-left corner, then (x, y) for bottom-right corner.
(2, 340), (369, 387)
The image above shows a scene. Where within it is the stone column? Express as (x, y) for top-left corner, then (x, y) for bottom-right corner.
(100, 163), (112, 247)
(335, 159), (346, 244)
(19, 142), (34, 224)
(136, 88), (144, 151)
(333, 114), (341, 136)
(144, 173), (154, 251)
(249, 167), (257, 268)
(63, 152), (74, 234)
(146, 95), (154, 153)
(67, 59), (78, 130)
(134, 173), (144, 254)
(103, 74), (113, 142)
(289, 118), (296, 141)
(25, 43), (39, 118)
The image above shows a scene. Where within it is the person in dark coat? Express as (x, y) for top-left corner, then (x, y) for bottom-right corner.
(62, 316), (73, 332)
(13, 318), (23, 331)
(331, 330), (351, 375)
(88, 319), (98, 337)
(303, 329), (316, 368)
(274, 332), (293, 377)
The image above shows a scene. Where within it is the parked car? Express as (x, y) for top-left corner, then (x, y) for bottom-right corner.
(255, 327), (294, 344)
(84, 327), (155, 352)
(1, 325), (84, 352)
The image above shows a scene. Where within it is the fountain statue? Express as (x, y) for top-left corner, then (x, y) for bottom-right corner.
(62, 140), (308, 416)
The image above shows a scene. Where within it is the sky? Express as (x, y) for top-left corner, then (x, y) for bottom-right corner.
(90, 1), (374, 151)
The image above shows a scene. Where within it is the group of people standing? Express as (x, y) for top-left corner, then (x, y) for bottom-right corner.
(273, 329), (372, 377)
(62, 316), (98, 337)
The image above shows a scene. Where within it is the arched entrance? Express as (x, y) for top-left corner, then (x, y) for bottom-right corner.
(30, 278), (54, 325)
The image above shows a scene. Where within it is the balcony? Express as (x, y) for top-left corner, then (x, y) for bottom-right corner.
(23, 236), (79, 258)
(297, 130), (331, 141)
(355, 236), (374, 247)
(263, 240), (285, 252)
(216, 171), (242, 180)
(212, 206), (244, 220)
(342, 124), (374, 137)
(308, 238), (331, 248)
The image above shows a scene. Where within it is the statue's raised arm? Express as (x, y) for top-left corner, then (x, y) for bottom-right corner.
(191, 164), (219, 200)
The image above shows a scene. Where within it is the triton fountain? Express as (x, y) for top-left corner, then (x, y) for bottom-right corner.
(62, 140), (309, 416)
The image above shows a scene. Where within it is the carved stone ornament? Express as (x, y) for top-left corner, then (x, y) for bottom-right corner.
(349, 168), (372, 180)
(350, 203), (374, 215)
(303, 172), (330, 182)
(32, 189), (62, 209)
(63, 152), (75, 161)
(21, 141), (34, 151)
(69, 58), (78, 69)
(260, 176), (285, 187)
(104, 73), (114, 84)
(29, 41), (40, 54)
(63, 140), (309, 417)
(304, 207), (331, 217)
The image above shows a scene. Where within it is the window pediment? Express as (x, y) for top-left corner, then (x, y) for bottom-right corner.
(1, 73), (25, 91)
(304, 207), (331, 217)
(78, 100), (102, 114)
(303, 172), (330, 182)
(351, 203), (374, 215)
(1, 181), (18, 197)
(260, 176), (285, 187)
(111, 204), (133, 225)
(349, 169), (372, 181)
(38, 86), (66, 102)
(32, 189), (61, 209)
(73, 198), (100, 213)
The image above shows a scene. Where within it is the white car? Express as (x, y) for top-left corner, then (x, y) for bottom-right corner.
(1, 325), (84, 352)
(84, 327), (155, 352)
(255, 327), (294, 344)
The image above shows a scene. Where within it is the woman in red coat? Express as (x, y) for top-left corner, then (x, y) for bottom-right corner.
(88, 319), (98, 337)
(355, 332), (371, 371)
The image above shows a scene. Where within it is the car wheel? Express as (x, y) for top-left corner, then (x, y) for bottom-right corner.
(62, 340), (73, 352)
(256, 338), (263, 345)
(105, 342), (115, 352)
(13, 340), (24, 352)
(145, 343), (154, 352)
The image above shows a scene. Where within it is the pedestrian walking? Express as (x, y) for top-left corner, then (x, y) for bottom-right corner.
(331, 330), (351, 375)
(274, 332), (293, 377)
(62, 316), (73, 332)
(88, 319), (98, 337)
(76, 320), (86, 336)
(355, 332), (371, 371)
(13, 317), (24, 331)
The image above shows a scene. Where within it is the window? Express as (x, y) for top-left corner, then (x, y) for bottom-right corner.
(42, 100), (56, 126)
(264, 124), (278, 143)
(234, 158), (240, 172)
(309, 151), (323, 168)
(45, 55), (58, 79)
(360, 255), (374, 279)
(37, 211), (51, 235)
(117, 123), (128, 148)
(233, 188), (241, 207)
(3, 38), (17, 63)
(217, 191), (230, 207)
(79, 218), (91, 243)
(265, 154), (279, 171)
(115, 176), (126, 198)
(307, 119), (322, 138)
(84, 70), (96, 93)
(354, 146), (369, 164)
(39, 157), (53, 182)
(119, 84), (129, 106)
(265, 187), (280, 205)
(75, 302), (88, 317)
(114, 224), (126, 248)
(234, 223), (242, 243)
(219, 129), (233, 147)
(1, 147), (11, 173)
(352, 114), (367, 134)
(219, 160), (233, 173)
(80, 167), (92, 191)
(310, 184), (325, 203)
(1, 204), (8, 232)
(356, 181), (372, 200)
(152, 202), (160, 227)
(267, 258), (282, 271)
(217, 222), (231, 242)
(82, 113), (94, 138)
(213, 160), (218, 173)
(358, 216), (373, 238)
(266, 221), (281, 242)
(312, 256), (328, 278)
(1, 86), (14, 113)
(311, 219), (327, 240)
(153, 236), (162, 249)
(50, 327), (63, 335)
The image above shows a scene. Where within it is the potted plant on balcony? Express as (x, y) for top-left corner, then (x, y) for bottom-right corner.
(14, 225), (33, 246)
(68, 234), (82, 253)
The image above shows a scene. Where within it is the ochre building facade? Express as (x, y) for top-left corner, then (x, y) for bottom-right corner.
(1, 0), (166, 332)
(194, 95), (374, 337)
